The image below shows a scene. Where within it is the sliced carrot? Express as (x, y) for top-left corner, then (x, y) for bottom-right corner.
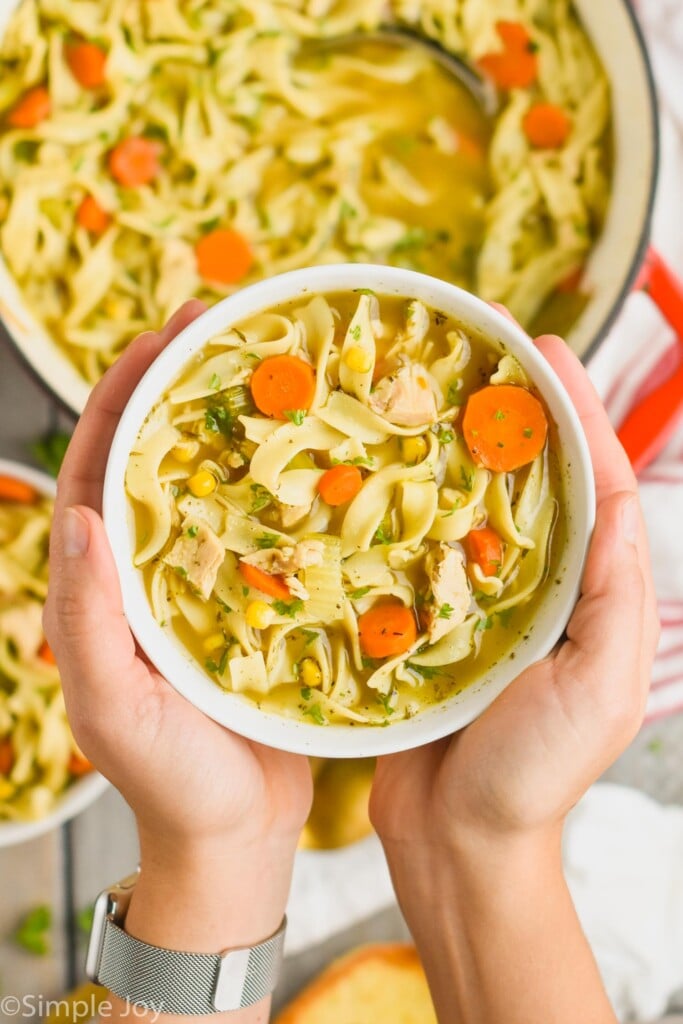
(195, 228), (253, 285)
(65, 40), (107, 89)
(317, 465), (363, 506)
(239, 561), (292, 601)
(0, 738), (13, 776)
(496, 21), (533, 51)
(68, 750), (93, 777)
(76, 194), (111, 235)
(6, 86), (51, 129)
(523, 103), (572, 149)
(38, 640), (57, 665)
(250, 354), (316, 420)
(464, 527), (504, 578)
(454, 131), (485, 161)
(108, 136), (161, 187)
(557, 266), (584, 294)
(0, 475), (38, 503)
(479, 20), (538, 90)
(463, 384), (548, 472)
(358, 602), (418, 660)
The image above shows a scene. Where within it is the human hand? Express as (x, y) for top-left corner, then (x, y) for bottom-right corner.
(44, 303), (312, 962)
(371, 329), (659, 848)
(369, 326), (658, 1024)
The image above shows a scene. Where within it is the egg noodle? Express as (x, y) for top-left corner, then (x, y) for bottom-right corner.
(0, 491), (89, 821)
(0, 0), (610, 385)
(128, 291), (563, 727)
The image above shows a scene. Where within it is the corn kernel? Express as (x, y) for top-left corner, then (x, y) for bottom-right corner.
(400, 435), (428, 464)
(344, 346), (372, 374)
(299, 657), (322, 689)
(246, 600), (275, 630)
(203, 632), (225, 654)
(188, 469), (217, 497)
(172, 439), (200, 463)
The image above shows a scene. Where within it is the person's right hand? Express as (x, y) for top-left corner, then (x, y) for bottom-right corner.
(371, 332), (659, 848)
(370, 330), (660, 1024)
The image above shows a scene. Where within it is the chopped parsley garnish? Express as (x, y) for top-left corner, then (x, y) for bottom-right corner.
(475, 616), (493, 632)
(216, 597), (232, 613)
(302, 703), (326, 726)
(447, 381), (462, 405)
(494, 409), (506, 421)
(373, 522), (393, 545)
(459, 466), (474, 492)
(406, 663), (443, 680)
(250, 483), (273, 513)
(340, 199), (357, 219)
(255, 532), (280, 549)
(300, 686), (312, 701)
(350, 587), (371, 600)
(496, 608), (514, 628)
(186, 525), (199, 538)
(349, 324), (362, 341)
(284, 409), (306, 426)
(301, 628), (319, 647)
(331, 455), (374, 468)
(523, 427), (534, 438)
(272, 599), (304, 618)
(209, 373), (221, 390)
(376, 692), (396, 715)
(242, 585), (250, 597)
(361, 655), (381, 671)
(437, 604), (454, 620)
(437, 427), (454, 445)
(353, 288), (376, 297)
(173, 566), (188, 579)
(205, 647), (229, 675)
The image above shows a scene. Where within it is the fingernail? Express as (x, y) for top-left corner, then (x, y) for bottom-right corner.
(63, 507), (89, 558)
(622, 497), (639, 546)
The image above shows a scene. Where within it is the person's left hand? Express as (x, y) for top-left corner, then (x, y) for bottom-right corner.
(44, 302), (313, 958)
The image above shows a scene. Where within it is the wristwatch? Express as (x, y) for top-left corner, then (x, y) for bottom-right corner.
(86, 870), (287, 1014)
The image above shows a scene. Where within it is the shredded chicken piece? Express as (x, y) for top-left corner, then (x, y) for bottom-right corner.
(241, 539), (324, 576)
(424, 544), (471, 643)
(369, 363), (438, 427)
(163, 518), (225, 600)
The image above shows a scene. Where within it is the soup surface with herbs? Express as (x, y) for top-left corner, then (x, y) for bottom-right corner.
(126, 291), (564, 727)
(0, 0), (610, 386)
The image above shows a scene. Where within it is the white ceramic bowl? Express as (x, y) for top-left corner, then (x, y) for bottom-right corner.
(103, 265), (596, 758)
(0, 459), (108, 847)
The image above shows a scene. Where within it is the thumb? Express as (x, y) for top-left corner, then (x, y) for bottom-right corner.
(556, 491), (647, 728)
(45, 505), (141, 720)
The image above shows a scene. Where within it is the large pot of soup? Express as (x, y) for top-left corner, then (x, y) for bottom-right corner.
(0, 0), (677, 422)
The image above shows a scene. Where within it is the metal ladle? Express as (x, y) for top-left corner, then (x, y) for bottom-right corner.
(308, 27), (499, 117)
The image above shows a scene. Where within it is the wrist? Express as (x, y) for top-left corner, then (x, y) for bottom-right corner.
(381, 821), (564, 922)
(126, 827), (297, 953)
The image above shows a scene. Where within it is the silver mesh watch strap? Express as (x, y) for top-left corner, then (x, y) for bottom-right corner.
(98, 916), (286, 1014)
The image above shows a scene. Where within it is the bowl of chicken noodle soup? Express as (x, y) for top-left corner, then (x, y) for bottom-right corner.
(104, 265), (595, 757)
(0, 459), (108, 846)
